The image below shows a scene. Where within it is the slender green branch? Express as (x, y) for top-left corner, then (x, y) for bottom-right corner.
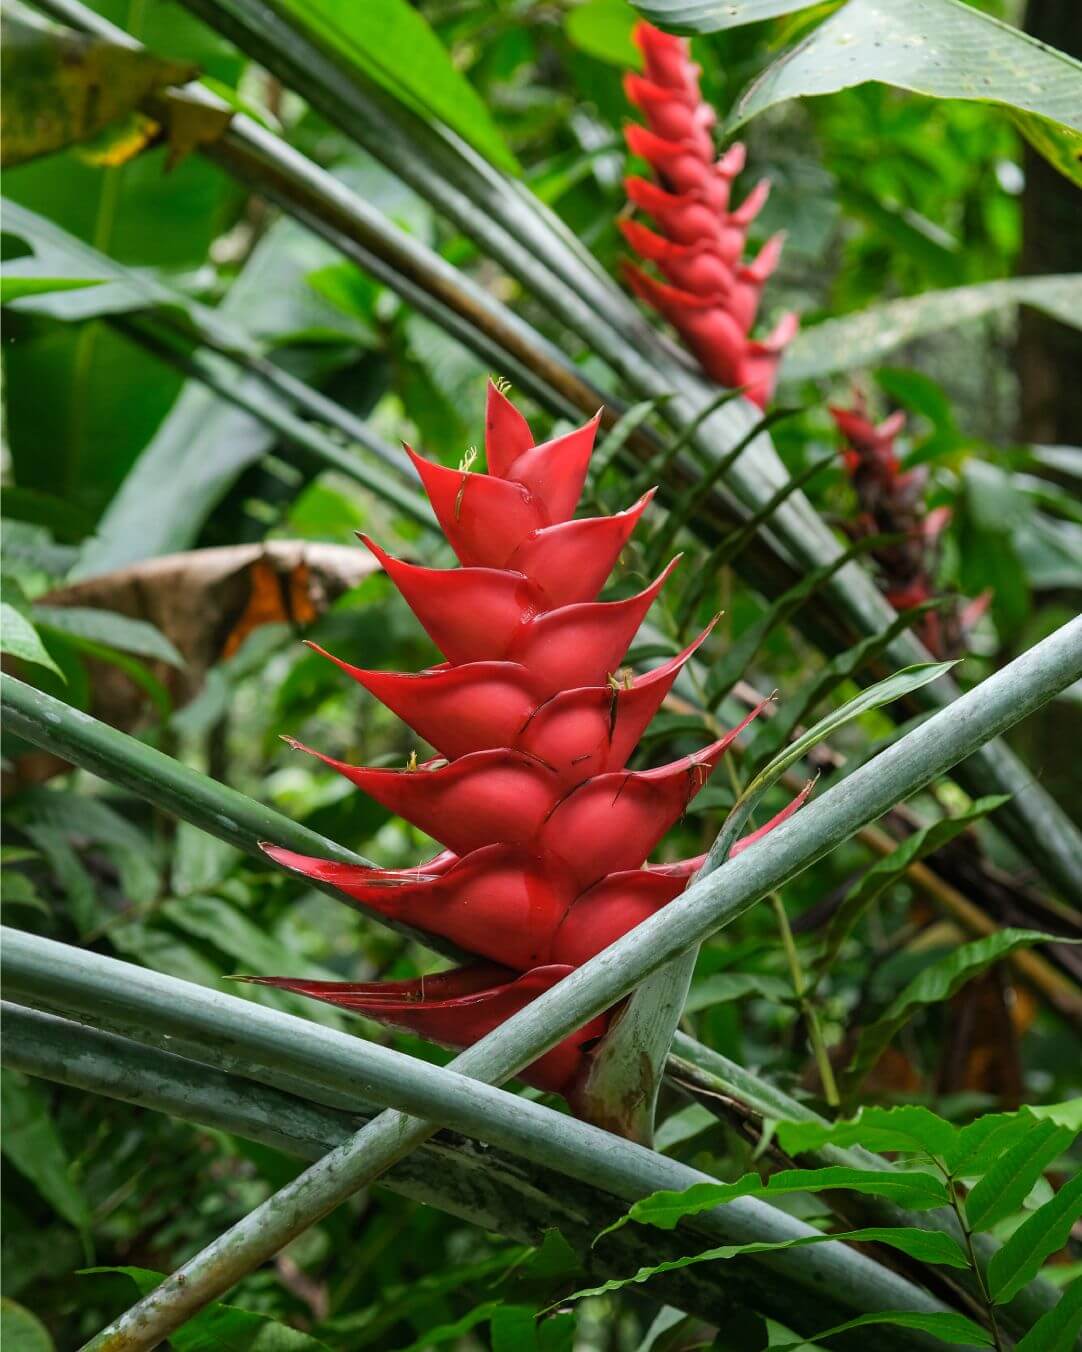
(0, 675), (460, 959)
(0, 1003), (818, 1333)
(69, 618), (1082, 1346)
(770, 891), (840, 1108)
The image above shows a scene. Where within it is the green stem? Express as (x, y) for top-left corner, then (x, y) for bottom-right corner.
(948, 1177), (1006, 1352)
(771, 891), (840, 1107)
(72, 617), (1081, 1348)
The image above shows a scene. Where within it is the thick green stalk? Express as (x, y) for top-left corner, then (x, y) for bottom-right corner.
(1, 938), (961, 1352)
(0, 1004), (820, 1332)
(70, 618), (1082, 1345)
(110, 315), (434, 528)
(0, 676), (461, 958)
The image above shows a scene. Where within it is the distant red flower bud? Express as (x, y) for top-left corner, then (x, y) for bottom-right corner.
(620, 23), (795, 403)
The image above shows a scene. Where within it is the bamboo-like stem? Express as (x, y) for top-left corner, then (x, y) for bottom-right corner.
(0, 1004), (829, 1332)
(109, 315), (434, 528)
(770, 890), (841, 1106)
(29, 0), (1082, 904)
(0, 676), (460, 959)
(0, 940), (963, 1352)
(69, 618), (1082, 1346)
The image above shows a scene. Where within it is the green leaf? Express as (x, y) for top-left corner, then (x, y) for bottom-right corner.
(1031, 1100), (1082, 1132)
(768, 1311), (994, 1351)
(0, 12), (195, 168)
(33, 605), (184, 667)
(743, 660), (954, 800)
(565, 1226), (969, 1302)
(701, 536), (890, 708)
(1015, 1278), (1082, 1352)
(82, 1267), (332, 1350)
(629, 0), (826, 35)
(606, 1166), (949, 1237)
(0, 275), (103, 303)
(782, 276), (1082, 382)
(816, 796), (1010, 977)
(269, 0), (517, 175)
(965, 1118), (1076, 1234)
(684, 972), (793, 1012)
(491, 1305), (539, 1352)
(845, 930), (1080, 1088)
(395, 1302), (502, 1352)
(0, 1070), (91, 1231)
(776, 1105), (959, 1159)
(0, 1299), (55, 1352)
(0, 602), (63, 678)
(745, 600), (951, 775)
(565, 0), (641, 69)
(988, 1174), (1082, 1304)
(728, 0), (1082, 190)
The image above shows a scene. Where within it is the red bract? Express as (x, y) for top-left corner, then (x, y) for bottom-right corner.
(831, 397), (987, 658)
(258, 385), (807, 1107)
(621, 22), (797, 407)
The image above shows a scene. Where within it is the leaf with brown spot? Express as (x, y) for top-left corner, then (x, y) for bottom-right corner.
(0, 12), (196, 168)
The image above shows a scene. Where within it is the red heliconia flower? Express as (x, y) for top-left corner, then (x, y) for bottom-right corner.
(257, 384), (807, 1107)
(831, 396), (987, 658)
(620, 22), (797, 407)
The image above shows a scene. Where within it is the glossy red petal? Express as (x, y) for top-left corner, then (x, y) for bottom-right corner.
(289, 742), (560, 856)
(404, 445), (548, 567)
(248, 963), (607, 1094)
(360, 536), (545, 665)
(307, 648), (541, 760)
(503, 412), (601, 522)
(625, 176), (724, 245)
(516, 618), (716, 782)
(633, 21), (701, 101)
(277, 843), (578, 970)
(623, 73), (715, 155)
(504, 490), (654, 607)
(549, 867), (690, 966)
(507, 557), (679, 694)
(541, 707), (764, 888)
(485, 378), (534, 478)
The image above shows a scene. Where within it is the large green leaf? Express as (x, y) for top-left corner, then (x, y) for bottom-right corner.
(604, 1165), (949, 1237)
(1015, 1278), (1082, 1352)
(73, 212), (366, 576)
(0, 1300), (55, 1352)
(965, 1118), (1076, 1234)
(0, 1070), (91, 1232)
(777, 1105), (959, 1159)
(845, 930), (1080, 1087)
(33, 604), (183, 666)
(770, 1311), (993, 1351)
(988, 1174), (1082, 1305)
(267, 0), (517, 175)
(0, 603), (63, 678)
(567, 1226), (969, 1302)
(629, 0), (826, 34)
(729, 0), (1082, 190)
(782, 276), (1082, 382)
(0, 11), (194, 168)
(2, 0), (243, 521)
